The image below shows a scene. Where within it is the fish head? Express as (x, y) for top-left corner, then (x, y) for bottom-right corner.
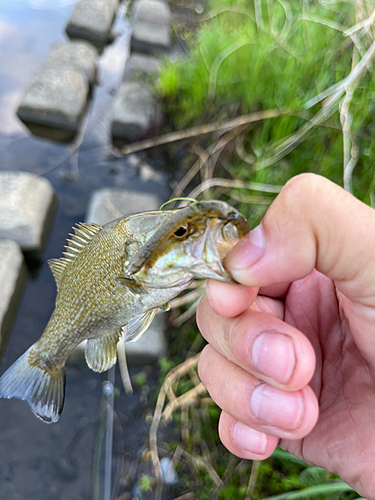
(119, 200), (250, 289)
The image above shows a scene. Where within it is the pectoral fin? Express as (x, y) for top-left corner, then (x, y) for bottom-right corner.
(85, 331), (120, 373)
(125, 309), (157, 342)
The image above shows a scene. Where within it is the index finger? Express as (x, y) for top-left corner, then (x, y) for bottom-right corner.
(196, 295), (315, 391)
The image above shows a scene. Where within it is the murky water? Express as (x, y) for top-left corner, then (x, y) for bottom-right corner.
(0, 2), (170, 498)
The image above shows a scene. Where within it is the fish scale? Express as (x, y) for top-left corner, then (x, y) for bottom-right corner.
(0, 200), (249, 423)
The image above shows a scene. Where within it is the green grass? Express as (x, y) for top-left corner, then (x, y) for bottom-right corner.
(157, 0), (375, 210)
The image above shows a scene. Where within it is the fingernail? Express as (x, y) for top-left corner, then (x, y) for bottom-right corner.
(251, 384), (304, 431)
(233, 422), (267, 454)
(225, 224), (265, 273)
(252, 333), (295, 384)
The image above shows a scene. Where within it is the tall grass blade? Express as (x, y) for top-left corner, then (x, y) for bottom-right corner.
(260, 481), (357, 499)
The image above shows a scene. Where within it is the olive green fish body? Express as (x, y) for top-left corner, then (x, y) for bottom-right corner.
(0, 201), (249, 423)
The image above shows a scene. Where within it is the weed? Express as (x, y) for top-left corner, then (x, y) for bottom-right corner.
(157, 0), (375, 206)
(132, 371), (148, 390)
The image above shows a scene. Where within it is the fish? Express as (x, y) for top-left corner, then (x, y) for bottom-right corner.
(0, 200), (249, 423)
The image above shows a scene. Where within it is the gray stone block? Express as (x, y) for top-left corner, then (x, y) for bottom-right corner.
(111, 82), (164, 145)
(125, 313), (167, 366)
(86, 187), (162, 225)
(44, 42), (98, 84)
(123, 53), (161, 82)
(0, 241), (27, 353)
(71, 188), (167, 366)
(0, 172), (56, 256)
(66, 0), (119, 48)
(17, 68), (87, 141)
(17, 42), (98, 143)
(131, 0), (171, 54)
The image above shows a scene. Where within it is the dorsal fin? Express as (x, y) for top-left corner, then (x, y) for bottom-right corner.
(48, 259), (68, 290)
(48, 222), (101, 290)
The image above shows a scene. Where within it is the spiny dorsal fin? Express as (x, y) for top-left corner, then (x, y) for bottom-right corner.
(48, 259), (67, 291)
(48, 222), (102, 290)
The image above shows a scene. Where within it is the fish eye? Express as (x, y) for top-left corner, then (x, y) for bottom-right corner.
(173, 224), (189, 239)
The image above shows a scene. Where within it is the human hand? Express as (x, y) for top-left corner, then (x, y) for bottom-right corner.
(197, 173), (375, 498)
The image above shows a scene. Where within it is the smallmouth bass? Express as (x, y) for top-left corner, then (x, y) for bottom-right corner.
(0, 200), (249, 423)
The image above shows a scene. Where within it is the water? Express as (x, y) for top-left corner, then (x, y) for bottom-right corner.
(0, 2), (170, 498)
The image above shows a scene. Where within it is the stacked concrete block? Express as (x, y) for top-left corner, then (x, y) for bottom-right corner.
(85, 187), (162, 224)
(131, 0), (172, 54)
(0, 241), (27, 353)
(110, 0), (173, 146)
(44, 42), (98, 83)
(111, 82), (164, 146)
(0, 171), (56, 354)
(66, 0), (120, 49)
(123, 53), (161, 82)
(70, 188), (167, 366)
(17, 42), (98, 143)
(0, 172), (56, 257)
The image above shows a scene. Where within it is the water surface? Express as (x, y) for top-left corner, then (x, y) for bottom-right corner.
(0, 2), (169, 498)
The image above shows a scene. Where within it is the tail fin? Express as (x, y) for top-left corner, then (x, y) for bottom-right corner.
(0, 348), (65, 423)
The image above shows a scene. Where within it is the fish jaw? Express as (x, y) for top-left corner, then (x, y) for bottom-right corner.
(130, 217), (243, 289)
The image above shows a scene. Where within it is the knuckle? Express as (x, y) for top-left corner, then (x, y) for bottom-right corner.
(269, 173), (330, 227)
(284, 172), (323, 192)
(282, 173), (322, 209)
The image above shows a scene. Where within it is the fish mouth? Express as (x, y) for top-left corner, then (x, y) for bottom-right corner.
(122, 201), (249, 289)
(186, 217), (241, 283)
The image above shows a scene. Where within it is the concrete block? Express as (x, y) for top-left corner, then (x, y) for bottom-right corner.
(0, 241), (27, 353)
(131, 0), (171, 54)
(17, 42), (98, 143)
(66, 0), (119, 48)
(86, 187), (161, 225)
(71, 188), (167, 366)
(123, 53), (161, 82)
(111, 82), (164, 145)
(0, 172), (56, 256)
(125, 313), (167, 366)
(44, 42), (98, 84)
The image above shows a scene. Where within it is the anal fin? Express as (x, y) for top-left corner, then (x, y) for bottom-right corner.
(125, 308), (157, 342)
(85, 331), (120, 373)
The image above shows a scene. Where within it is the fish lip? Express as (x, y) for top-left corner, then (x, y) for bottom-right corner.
(203, 219), (237, 283)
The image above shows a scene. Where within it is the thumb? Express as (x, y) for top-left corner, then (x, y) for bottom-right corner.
(225, 173), (375, 305)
